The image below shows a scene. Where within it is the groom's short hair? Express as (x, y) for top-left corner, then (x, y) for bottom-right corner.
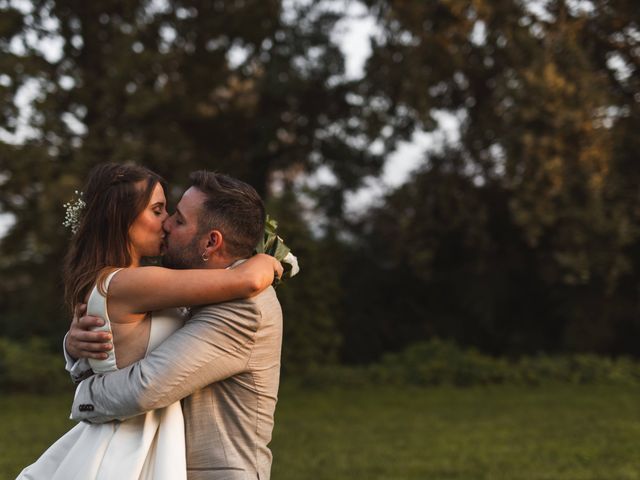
(189, 171), (265, 258)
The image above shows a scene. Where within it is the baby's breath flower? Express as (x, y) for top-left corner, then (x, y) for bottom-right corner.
(63, 190), (86, 234)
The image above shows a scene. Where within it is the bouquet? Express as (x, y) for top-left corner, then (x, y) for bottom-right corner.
(255, 215), (300, 286)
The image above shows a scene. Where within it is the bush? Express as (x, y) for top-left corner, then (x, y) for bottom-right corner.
(297, 339), (640, 388)
(513, 353), (640, 386)
(0, 337), (72, 393)
(371, 339), (515, 386)
(4, 336), (638, 393)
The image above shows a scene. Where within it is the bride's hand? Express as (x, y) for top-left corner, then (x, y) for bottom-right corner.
(236, 253), (283, 295)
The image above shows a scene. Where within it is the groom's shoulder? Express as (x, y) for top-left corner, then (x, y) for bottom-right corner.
(250, 286), (282, 320)
(191, 287), (281, 321)
(191, 298), (259, 320)
(230, 286), (281, 321)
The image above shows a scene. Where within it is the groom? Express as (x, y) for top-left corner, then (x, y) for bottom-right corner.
(65, 171), (283, 480)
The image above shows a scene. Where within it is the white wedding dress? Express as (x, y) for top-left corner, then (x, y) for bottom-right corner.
(17, 270), (188, 480)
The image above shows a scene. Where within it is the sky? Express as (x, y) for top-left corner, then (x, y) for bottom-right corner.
(0, 0), (457, 237)
(300, 0), (460, 215)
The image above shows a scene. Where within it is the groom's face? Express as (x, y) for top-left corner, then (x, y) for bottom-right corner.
(162, 187), (207, 269)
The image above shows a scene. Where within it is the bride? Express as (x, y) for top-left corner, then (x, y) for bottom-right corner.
(17, 163), (282, 480)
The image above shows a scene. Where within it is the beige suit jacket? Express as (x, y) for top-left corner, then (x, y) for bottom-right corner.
(71, 286), (283, 480)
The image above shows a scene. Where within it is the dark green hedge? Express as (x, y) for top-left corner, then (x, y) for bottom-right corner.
(3, 336), (639, 393)
(0, 338), (72, 393)
(297, 339), (640, 388)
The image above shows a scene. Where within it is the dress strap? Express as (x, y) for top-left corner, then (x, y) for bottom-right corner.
(103, 268), (124, 290)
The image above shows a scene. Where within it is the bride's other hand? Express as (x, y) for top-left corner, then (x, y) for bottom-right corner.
(235, 253), (283, 295)
(66, 303), (113, 360)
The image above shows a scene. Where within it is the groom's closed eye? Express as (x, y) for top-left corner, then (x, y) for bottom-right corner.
(172, 206), (185, 224)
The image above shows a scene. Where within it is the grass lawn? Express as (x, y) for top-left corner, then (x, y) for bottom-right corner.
(2, 384), (639, 480)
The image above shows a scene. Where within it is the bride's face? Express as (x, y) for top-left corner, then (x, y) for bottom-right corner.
(128, 182), (168, 262)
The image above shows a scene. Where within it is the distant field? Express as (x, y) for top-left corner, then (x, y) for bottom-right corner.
(3, 384), (639, 480)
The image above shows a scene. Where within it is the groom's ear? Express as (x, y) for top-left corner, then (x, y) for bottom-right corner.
(206, 230), (224, 251)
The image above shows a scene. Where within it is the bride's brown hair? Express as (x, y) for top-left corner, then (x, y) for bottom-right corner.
(62, 163), (166, 313)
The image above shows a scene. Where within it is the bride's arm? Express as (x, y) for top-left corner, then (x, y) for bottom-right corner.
(108, 254), (282, 315)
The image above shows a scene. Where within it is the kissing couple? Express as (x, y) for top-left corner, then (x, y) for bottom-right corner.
(18, 163), (297, 480)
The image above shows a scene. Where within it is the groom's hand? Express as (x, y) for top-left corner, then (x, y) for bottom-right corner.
(66, 303), (113, 360)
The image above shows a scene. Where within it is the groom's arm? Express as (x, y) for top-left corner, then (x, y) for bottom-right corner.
(71, 299), (260, 423)
(63, 333), (93, 383)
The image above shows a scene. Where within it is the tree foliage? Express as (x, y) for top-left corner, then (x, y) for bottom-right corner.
(1, 0), (640, 363)
(340, 0), (640, 358)
(0, 0), (382, 348)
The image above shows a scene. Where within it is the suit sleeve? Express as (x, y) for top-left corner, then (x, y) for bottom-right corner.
(70, 300), (259, 423)
(63, 333), (94, 384)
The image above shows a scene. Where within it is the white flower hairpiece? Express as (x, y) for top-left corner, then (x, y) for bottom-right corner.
(63, 190), (86, 234)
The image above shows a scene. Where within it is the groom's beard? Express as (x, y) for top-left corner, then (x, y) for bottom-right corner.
(162, 235), (202, 269)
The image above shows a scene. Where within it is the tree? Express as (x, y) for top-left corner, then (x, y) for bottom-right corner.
(340, 0), (640, 357)
(0, 0), (384, 343)
(265, 191), (342, 371)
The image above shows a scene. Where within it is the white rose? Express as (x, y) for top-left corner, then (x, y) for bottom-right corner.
(283, 252), (300, 278)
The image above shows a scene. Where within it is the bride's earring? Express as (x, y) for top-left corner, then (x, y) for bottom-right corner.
(201, 251), (209, 262)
